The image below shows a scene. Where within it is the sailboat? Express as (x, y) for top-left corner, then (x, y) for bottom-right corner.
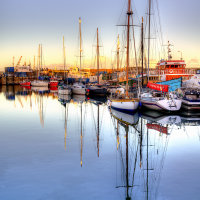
(108, 0), (139, 113)
(71, 17), (86, 95)
(140, 82), (182, 111)
(58, 36), (71, 95)
(87, 28), (107, 96)
(31, 44), (49, 87)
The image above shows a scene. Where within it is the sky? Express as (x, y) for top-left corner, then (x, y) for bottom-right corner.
(0, 0), (200, 71)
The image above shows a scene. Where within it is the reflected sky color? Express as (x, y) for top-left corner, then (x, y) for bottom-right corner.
(0, 0), (200, 70)
(0, 85), (200, 199)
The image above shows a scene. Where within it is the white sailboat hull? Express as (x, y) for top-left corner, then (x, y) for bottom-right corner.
(110, 99), (139, 113)
(140, 98), (182, 111)
(72, 87), (86, 95)
(31, 81), (49, 87)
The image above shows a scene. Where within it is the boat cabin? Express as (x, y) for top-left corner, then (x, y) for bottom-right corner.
(184, 91), (200, 100)
(157, 60), (189, 81)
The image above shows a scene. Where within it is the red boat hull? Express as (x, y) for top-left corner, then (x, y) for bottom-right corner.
(20, 82), (31, 86)
(49, 82), (58, 87)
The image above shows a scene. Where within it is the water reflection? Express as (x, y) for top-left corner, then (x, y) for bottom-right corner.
(0, 85), (200, 199)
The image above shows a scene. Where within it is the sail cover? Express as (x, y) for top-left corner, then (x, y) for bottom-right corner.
(147, 82), (168, 92)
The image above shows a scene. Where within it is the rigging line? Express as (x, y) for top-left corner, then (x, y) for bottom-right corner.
(117, 0), (127, 26)
(131, 15), (138, 77)
(131, 0), (140, 24)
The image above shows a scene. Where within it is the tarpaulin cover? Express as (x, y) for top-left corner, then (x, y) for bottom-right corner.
(157, 77), (182, 92)
(147, 82), (168, 92)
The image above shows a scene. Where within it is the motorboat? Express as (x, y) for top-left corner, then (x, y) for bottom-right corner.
(179, 90), (200, 111)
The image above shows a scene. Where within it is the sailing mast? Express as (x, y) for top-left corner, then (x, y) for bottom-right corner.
(63, 36), (66, 82)
(117, 35), (120, 83)
(97, 28), (99, 84)
(147, 0), (151, 82)
(38, 45), (40, 80)
(41, 44), (42, 71)
(141, 17), (144, 87)
(126, 0), (133, 96)
(79, 17), (82, 82)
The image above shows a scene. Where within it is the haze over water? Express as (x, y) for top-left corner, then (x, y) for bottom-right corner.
(0, 85), (200, 200)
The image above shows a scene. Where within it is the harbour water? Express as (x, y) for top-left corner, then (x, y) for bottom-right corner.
(0, 85), (200, 200)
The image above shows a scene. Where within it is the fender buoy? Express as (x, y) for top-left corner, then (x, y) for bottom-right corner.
(169, 69), (173, 73)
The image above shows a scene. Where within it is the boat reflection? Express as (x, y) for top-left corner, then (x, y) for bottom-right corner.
(111, 108), (140, 199)
(111, 108), (139, 125)
(141, 109), (181, 125)
(58, 94), (71, 105)
(72, 94), (88, 103)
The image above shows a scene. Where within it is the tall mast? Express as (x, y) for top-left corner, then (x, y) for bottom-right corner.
(117, 34), (120, 82)
(34, 55), (35, 71)
(63, 36), (65, 81)
(13, 56), (14, 68)
(41, 44), (42, 70)
(141, 17), (144, 87)
(147, 0), (151, 82)
(97, 28), (99, 84)
(126, 0), (133, 96)
(79, 17), (82, 81)
(38, 45), (40, 79)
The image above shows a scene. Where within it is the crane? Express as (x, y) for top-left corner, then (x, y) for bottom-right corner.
(15, 56), (22, 71)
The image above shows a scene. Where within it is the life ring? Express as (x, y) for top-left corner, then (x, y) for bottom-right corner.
(169, 69), (173, 73)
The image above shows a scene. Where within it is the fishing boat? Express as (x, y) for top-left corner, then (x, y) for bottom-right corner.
(108, 0), (139, 113)
(140, 82), (182, 111)
(71, 17), (86, 95)
(156, 41), (194, 82)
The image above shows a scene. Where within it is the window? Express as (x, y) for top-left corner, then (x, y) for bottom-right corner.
(171, 65), (174, 68)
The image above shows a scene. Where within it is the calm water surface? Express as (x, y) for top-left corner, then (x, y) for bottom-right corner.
(0, 85), (200, 200)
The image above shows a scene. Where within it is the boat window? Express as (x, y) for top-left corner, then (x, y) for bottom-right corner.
(175, 65), (178, 68)
(166, 66), (169, 68)
(171, 65), (174, 68)
(179, 65), (182, 68)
